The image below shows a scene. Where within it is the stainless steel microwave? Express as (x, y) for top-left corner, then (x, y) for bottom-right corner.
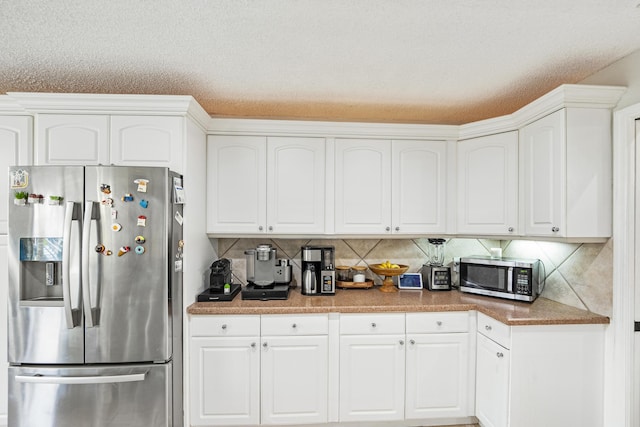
(459, 256), (544, 302)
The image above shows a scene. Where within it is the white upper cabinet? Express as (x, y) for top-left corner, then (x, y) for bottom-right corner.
(35, 114), (109, 165)
(457, 131), (518, 236)
(335, 139), (392, 234)
(267, 137), (325, 234)
(110, 115), (183, 173)
(335, 138), (447, 235)
(392, 140), (448, 234)
(520, 108), (612, 239)
(35, 114), (185, 172)
(0, 116), (32, 234)
(207, 135), (326, 234)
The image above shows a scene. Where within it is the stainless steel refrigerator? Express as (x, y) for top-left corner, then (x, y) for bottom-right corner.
(7, 165), (184, 427)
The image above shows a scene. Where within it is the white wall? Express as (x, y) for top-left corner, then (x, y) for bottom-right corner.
(581, 48), (640, 109)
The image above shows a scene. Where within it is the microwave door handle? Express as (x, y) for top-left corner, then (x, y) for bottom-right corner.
(62, 201), (77, 329)
(82, 201), (96, 327)
(507, 267), (513, 292)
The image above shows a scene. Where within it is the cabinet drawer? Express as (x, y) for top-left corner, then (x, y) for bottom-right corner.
(190, 315), (260, 337)
(340, 313), (405, 335)
(261, 314), (329, 336)
(406, 311), (469, 333)
(476, 312), (511, 349)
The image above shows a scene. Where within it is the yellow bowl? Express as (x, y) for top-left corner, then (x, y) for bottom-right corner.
(369, 263), (409, 277)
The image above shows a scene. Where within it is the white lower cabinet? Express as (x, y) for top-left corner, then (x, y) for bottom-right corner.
(261, 314), (329, 425)
(190, 314), (329, 426)
(405, 312), (474, 420)
(339, 313), (406, 422)
(190, 316), (261, 426)
(475, 333), (510, 427)
(475, 312), (605, 427)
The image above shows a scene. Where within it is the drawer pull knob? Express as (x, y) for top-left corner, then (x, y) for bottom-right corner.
(292, 323), (297, 329)
(508, 227), (514, 232)
(371, 322), (377, 328)
(552, 226), (560, 232)
(258, 226), (263, 231)
(485, 325), (492, 331)
(409, 339), (415, 345)
(399, 340), (404, 346)
(436, 321), (442, 326)
(251, 342), (256, 348)
(221, 324), (227, 330)
(496, 352), (504, 358)
(263, 342), (268, 348)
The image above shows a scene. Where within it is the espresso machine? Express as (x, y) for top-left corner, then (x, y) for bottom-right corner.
(242, 244), (292, 300)
(301, 245), (335, 296)
(197, 258), (241, 301)
(421, 238), (452, 291)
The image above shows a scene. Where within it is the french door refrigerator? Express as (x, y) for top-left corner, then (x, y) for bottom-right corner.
(7, 165), (184, 427)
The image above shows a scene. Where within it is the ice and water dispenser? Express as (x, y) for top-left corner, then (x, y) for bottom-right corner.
(19, 237), (65, 302)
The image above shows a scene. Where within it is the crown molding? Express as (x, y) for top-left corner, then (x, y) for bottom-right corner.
(6, 92), (210, 126)
(209, 117), (460, 140)
(3, 84), (627, 140)
(458, 84), (627, 140)
(0, 95), (27, 113)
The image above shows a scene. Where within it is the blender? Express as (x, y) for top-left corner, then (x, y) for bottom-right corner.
(421, 238), (451, 291)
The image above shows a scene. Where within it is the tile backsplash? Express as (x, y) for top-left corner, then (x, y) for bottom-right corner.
(215, 237), (612, 317)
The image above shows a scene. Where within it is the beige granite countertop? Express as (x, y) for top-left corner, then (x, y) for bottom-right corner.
(187, 288), (609, 326)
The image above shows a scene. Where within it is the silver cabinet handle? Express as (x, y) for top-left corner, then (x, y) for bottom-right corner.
(409, 339), (415, 345)
(508, 227), (514, 232)
(371, 322), (377, 328)
(552, 227), (560, 232)
(485, 325), (492, 331)
(221, 324), (227, 330)
(251, 342), (256, 348)
(399, 340), (404, 346)
(258, 226), (263, 231)
(496, 352), (504, 358)
(385, 226), (390, 232)
(395, 226), (400, 231)
(436, 321), (442, 326)
(268, 226), (273, 231)
(263, 342), (268, 348)
(292, 323), (297, 329)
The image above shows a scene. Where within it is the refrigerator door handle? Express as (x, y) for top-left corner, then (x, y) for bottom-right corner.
(15, 372), (147, 385)
(62, 201), (78, 329)
(82, 201), (96, 327)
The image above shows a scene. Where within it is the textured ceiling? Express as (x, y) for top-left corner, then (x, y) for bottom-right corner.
(2, 0), (640, 124)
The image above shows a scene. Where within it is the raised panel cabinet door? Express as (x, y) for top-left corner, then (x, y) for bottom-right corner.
(110, 115), (183, 173)
(189, 336), (260, 426)
(267, 137), (325, 234)
(335, 139), (391, 234)
(457, 131), (518, 235)
(392, 140), (447, 234)
(339, 334), (405, 422)
(0, 116), (32, 234)
(35, 114), (109, 165)
(261, 335), (328, 425)
(405, 333), (470, 419)
(475, 333), (510, 427)
(521, 109), (564, 237)
(207, 135), (267, 234)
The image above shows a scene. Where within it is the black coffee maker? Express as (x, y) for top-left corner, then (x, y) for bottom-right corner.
(301, 246), (335, 295)
(197, 258), (240, 301)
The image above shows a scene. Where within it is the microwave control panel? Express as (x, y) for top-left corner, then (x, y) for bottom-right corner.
(515, 268), (532, 295)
